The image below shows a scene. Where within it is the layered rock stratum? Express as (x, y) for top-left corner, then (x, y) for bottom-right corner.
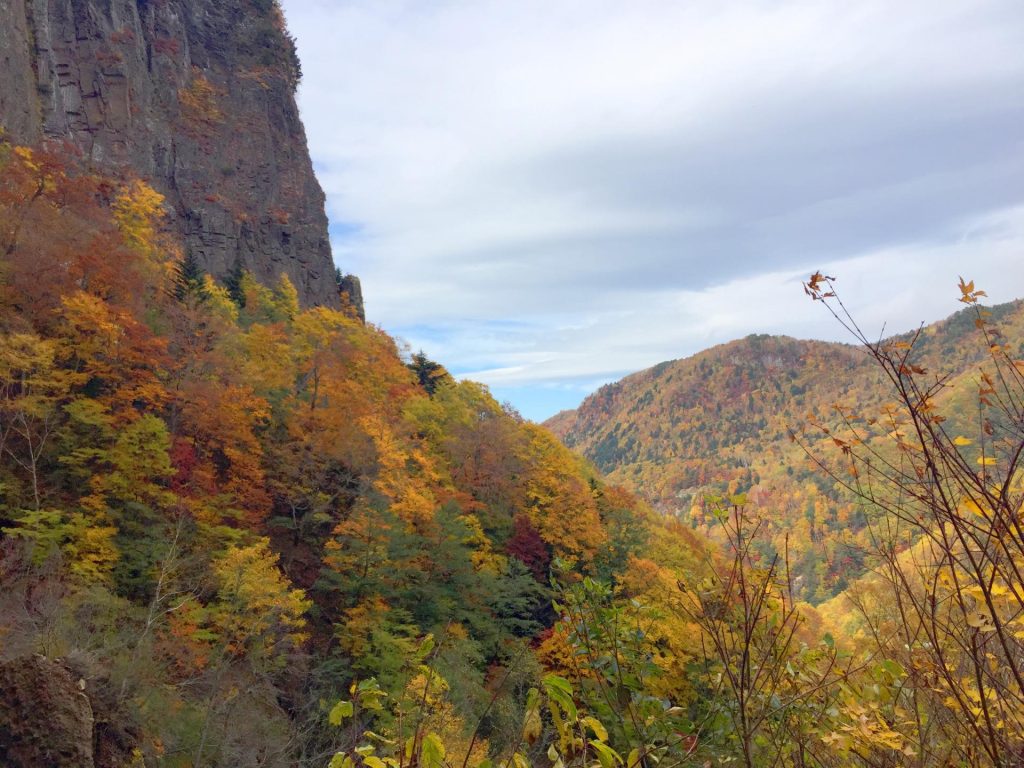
(0, 0), (346, 309)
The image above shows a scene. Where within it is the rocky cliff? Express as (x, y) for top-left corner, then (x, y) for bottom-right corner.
(0, 0), (347, 310)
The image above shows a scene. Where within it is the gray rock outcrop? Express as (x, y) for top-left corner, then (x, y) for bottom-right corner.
(0, 0), (344, 309)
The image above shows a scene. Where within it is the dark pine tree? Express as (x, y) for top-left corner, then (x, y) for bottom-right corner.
(408, 350), (450, 396)
(173, 252), (209, 302)
(225, 257), (246, 307)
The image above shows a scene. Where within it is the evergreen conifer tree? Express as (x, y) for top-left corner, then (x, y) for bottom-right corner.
(408, 350), (450, 395)
(173, 252), (209, 302)
(225, 257), (246, 307)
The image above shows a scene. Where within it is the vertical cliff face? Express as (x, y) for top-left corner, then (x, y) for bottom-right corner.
(0, 0), (345, 309)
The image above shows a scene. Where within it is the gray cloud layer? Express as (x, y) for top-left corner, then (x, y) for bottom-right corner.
(282, 0), (1024, 418)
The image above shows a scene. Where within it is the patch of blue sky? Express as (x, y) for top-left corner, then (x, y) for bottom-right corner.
(488, 377), (624, 423)
(329, 221), (363, 241)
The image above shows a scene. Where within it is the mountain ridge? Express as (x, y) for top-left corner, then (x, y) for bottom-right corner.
(546, 297), (1024, 599)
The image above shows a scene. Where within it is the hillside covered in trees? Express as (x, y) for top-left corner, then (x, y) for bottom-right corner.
(5, 132), (1024, 768)
(0, 137), (703, 764)
(547, 301), (1024, 600)
(3, 3), (1024, 767)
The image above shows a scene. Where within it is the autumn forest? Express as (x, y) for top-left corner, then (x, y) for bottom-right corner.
(2, 2), (1024, 767)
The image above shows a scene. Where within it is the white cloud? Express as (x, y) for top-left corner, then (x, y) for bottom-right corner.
(445, 204), (1024, 388)
(281, 0), (1024, 418)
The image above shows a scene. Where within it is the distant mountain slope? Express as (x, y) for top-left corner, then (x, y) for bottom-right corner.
(546, 299), (1024, 600)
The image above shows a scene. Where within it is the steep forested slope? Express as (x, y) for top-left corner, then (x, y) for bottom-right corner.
(547, 301), (1024, 599)
(0, 137), (681, 765)
(0, 6), (708, 763)
(5, 3), (1024, 766)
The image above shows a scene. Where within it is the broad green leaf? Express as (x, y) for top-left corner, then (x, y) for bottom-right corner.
(544, 675), (578, 720)
(328, 700), (353, 726)
(543, 674), (573, 694)
(590, 740), (623, 768)
(421, 733), (446, 768)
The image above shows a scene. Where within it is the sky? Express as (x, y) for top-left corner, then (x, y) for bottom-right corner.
(281, 0), (1024, 421)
